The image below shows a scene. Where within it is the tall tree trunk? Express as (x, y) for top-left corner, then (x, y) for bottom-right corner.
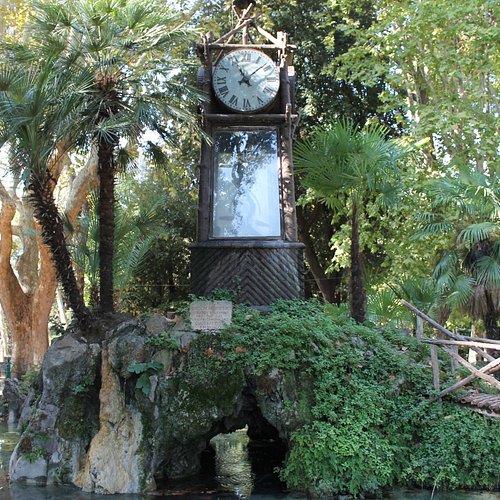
(0, 156), (97, 375)
(98, 139), (116, 313)
(350, 200), (366, 323)
(296, 205), (338, 303)
(0, 198), (54, 376)
(29, 175), (91, 327)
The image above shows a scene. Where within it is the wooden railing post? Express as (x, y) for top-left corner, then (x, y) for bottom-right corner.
(416, 316), (423, 340)
(430, 346), (440, 392)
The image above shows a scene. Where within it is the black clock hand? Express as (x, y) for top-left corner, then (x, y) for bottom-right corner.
(236, 66), (251, 86)
(248, 64), (266, 78)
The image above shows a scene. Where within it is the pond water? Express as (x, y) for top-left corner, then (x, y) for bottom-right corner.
(0, 422), (499, 499)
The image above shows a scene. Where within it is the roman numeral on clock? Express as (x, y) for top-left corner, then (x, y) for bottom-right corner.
(229, 95), (239, 106)
(243, 98), (251, 110)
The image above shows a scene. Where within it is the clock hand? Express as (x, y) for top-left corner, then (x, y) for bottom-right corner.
(248, 64), (267, 78)
(237, 66), (252, 86)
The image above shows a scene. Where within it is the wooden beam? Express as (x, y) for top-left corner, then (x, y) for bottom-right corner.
(422, 338), (500, 351)
(439, 355), (500, 397)
(254, 24), (281, 46)
(204, 113), (299, 124)
(213, 18), (254, 45)
(416, 316), (424, 339)
(401, 299), (495, 362)
(208, 43), (279, 50)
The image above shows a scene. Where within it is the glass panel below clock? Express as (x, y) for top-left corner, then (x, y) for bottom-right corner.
(212, 130), (281, 238)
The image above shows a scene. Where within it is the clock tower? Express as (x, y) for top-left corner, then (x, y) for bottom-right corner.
(190, 0), (304, 305)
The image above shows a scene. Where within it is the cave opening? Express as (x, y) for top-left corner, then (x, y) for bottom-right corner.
(202, 391), (288, 497)
(158, 389), (289, 497)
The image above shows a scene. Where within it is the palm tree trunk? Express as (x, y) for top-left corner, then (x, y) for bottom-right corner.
(484, 289), (499, 340)
(98, 139), (116, 313)
(29, 176), (91, 327)
(350, 200), (366, 323)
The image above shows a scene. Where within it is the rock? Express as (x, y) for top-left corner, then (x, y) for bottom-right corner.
(18, 388), (36, 430)
(9, 455), (47, 484)
(10, 314), (311, 494)
(144, 314), (174, 336)
(3, 379), (27, 423)
(174, 331), (198, 349)
(75, 350), (143, 494)
(107, 321), (148, 378)
(8, 331), (102, 487)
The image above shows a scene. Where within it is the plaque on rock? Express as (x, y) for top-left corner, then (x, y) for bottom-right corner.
(190, 300), (233, 331)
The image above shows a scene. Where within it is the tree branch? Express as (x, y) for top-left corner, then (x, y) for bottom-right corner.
(64, 147), (98, 224)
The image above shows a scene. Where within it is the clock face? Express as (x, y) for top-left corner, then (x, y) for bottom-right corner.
(212, 49), (280, 113)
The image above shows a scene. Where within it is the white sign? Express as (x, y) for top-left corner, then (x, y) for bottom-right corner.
(190, 300), (233, 331)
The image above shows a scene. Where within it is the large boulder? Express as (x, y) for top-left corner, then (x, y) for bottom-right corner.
(9, 332), (102, 485)
(9, 314), (309, 494)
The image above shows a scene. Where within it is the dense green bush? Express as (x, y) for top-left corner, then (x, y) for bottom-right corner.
(191, 300), (500, 497)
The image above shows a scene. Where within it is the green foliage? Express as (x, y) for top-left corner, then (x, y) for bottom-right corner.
(336, 0), (498, 171)
(295, 119), (408, 321)
(400, 405), (500, 490)
(70, 374), (95, 395)
(413, 168), (499, 337)
(23, 445), (46, 463)
(186, 300), (500, 496)
(116, 166), (197, 312)
(18, 432), (49, 463)
(145, 332), (180, 350)
(128, 361), (164, 395)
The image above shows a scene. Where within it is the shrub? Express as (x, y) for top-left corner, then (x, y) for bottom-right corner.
(191, 300), (500, 496)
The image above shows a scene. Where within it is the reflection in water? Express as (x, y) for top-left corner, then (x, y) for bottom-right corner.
(213, 130), (281, 238)
(211, 429), (254, 498)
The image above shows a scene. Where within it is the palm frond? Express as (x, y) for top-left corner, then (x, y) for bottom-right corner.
(474, 255), (500, 287)
(412, 221), (454, 239)
(367, 288), (411, 327)
(457, 222), (498, 247)
(445, 274), (475, 309)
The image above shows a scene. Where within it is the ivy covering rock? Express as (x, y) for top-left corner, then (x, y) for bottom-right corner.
(9, 300), (500, 497)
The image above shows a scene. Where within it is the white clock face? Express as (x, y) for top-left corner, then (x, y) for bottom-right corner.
(212, 49), (280, 113)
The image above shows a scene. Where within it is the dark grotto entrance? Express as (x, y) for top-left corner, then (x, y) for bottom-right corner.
(158, 389), (289, 498)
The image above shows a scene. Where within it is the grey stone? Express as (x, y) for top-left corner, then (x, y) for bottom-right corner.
(175, 331), (198, 349)
(108, 331), (148, 379)
(9, 315), (310, 495)
(3, 379), (27, 423)
(9, 453), (47, 484)
(144, 314), (173, 336)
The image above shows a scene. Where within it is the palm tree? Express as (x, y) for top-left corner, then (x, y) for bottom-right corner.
(73, 185), (169, 308)
(30, 0), (201, 313)
(414, 168), (499, 339)
(0, 60), (92, 326)
(294, 120), (406, 322)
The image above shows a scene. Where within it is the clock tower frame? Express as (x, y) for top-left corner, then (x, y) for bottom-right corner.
(190, 1), (304, 305)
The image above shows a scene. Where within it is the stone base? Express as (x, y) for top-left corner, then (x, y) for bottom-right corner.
(190, 241), (304, 305)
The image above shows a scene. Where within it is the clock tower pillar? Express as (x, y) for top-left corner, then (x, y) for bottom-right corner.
(190, 1), (304, 305)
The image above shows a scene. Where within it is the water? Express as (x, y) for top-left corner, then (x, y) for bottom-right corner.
(0, 422), (499, 499)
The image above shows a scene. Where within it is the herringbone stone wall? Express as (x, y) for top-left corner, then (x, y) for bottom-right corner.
(190, 244), (304, 305)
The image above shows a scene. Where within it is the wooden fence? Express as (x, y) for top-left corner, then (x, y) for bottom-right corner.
(401, 300), (500, 417)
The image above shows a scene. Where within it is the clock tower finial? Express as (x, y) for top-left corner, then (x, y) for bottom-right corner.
(232, 0), (255, 9)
